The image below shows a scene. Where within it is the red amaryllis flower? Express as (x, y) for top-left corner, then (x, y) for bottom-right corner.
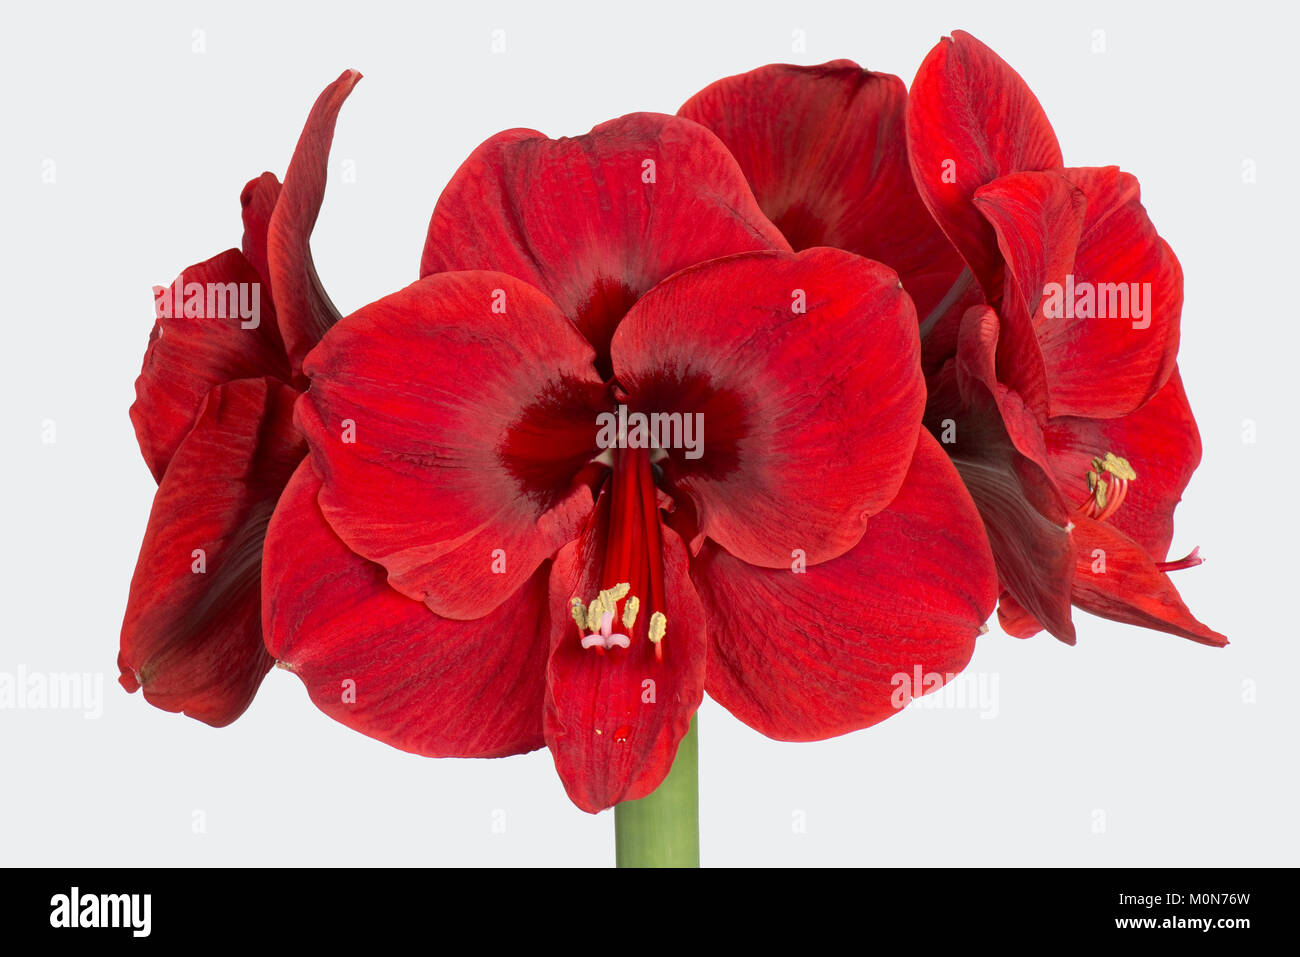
(677, 35), (1221, 646)
(263, 113), (997, 812)
(905, 32), (1222, 645)
(120, 70), (362, 724)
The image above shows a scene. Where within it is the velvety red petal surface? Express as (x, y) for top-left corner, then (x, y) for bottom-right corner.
(1045, 369), (1200, 561)
(692, 429), (996, 741)
(906, 31), (1063, 297)
(263, 461), (549, 757)
(927, 306), (1077, 643)
(267, 69), (359, 378)
(544, 492), (707, 813)
(610, 248), (924, 568)
(298, 271), (607, 620)
(678, 61), (966, 322)
(1070, 516), (1226, 646)
(131, 249), (290, 482)
(420, 112), (790, 366)
(975, 167), (1182, 420)
(119, 377), (304, 726)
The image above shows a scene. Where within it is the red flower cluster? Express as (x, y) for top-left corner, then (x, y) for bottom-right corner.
(121, 33), (1221, 813)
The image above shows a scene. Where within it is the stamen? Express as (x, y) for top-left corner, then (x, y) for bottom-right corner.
(622, 595), (640, 628)
(1076, 450), (1137, 523)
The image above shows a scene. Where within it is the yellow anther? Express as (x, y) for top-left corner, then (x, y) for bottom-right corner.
(1094, 476), (1108, 510)
(586, 599), (604, 632)
(622, 595), (640, 629)
(648, 612), (667, 645)
(569, 598), (587, 630)
(1100, 452), (1136, 481)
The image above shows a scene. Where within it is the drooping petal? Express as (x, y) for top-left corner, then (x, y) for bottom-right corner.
(974, 166), (1181, 419)
(692, 429), (996, 741)
(1070, 516), (1225, 646)
(610, 247), (924, 569)
(678, 61), (966, 322)
(1045, 369), (1200, 560)
(906, 31), (1063, 297)
(267, 69), (360, 378)
(263, 461), (549, 757)
(420, 112), (790, 366)
(544, 491), (707, 813)
(119, 377), (304, 726)
(130, 249), (290, 482)
(927, 306), (1077, 642)
(298, 271), (607, 620)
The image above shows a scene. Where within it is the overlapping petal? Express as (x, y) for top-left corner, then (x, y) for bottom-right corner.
(119, 377), (303, 726)
(906, 31), (1063, 296)
(610, 247), (925, 568)
(263, 461), (549, 757)
(131, 249), (290, 482)
(678, 61), (966, 322)
(692, 429), (996, 740)
(927, 306), (1077, 642)
(298, 271), (607, 620)
(420, 112), (790, 366)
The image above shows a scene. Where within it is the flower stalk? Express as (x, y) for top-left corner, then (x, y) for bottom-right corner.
(614, 716), (699, 867)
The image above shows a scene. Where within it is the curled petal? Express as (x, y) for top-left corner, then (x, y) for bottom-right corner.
(611, 247), (924, 568)
(119, 377), (303, 725)
(263, 461), (548, 758)
(692, 429), (997, 741)
(268, 69), (360, 377)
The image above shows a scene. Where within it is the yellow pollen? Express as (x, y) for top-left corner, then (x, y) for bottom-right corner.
(648, 612), (667, 644)
(585, 599), (604, 632)
(622, 595), (640, 629)
(569, 598), (587, 630)
(1100, 452), (1136, 481)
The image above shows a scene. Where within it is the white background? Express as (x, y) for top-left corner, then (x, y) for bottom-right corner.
(2, 0), (1295, 866)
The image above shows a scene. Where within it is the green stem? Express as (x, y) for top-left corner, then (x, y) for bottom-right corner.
(614, 715), (699, 867)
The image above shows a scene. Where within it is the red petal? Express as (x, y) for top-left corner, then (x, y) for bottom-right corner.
(692, 429), (996, 741)
(1045, 369), (1200, 560)
(240, 171), (282, 293)
(420, 113), (789, 365)
(974, 167), (1181, 419)
(263, 461), (548, 757)
(131, 249), (290, 482)
(971, 169), (1086, 420)
(678, 61), (966, 322)
(906, 31), (1063, 297)
(995, 592), (1043, 639)
(267, 70), (360, 378)
(119, 377), (303, 725)
(1071, 516), (1225, 646)
(544, 492), (707, 813)
(610, 248), (924, 568)
(298, 271), (606, 619)
(927, 306), (1077, 642)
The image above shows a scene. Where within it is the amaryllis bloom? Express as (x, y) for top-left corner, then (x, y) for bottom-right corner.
(120, 70), (363, 724)
(262, 113), (997, 812)
(677, 34), (1221, 646)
